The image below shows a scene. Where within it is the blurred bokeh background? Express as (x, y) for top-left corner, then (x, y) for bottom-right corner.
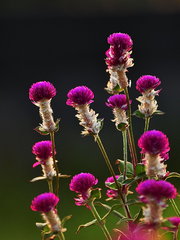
(0, 0), (180, 239)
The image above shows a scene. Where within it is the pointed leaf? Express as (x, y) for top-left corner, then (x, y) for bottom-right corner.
(34, 126), (49, 135)
(117, 160), (133, 175)
(165, 172), (180, 179)
(133, 209), (143, 223)
(30, 176), (47, 182)
(153, 110), (165, 115)
(116, 123), (128, 131)
(61, 215), (72, 227)
(76, 219), (97, 234)
(133, 110), (145, 119)
(36, 222), (47, 229)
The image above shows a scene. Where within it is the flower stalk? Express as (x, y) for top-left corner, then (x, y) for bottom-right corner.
(89, 200), (112, 240)
(122, 130), (128, 180)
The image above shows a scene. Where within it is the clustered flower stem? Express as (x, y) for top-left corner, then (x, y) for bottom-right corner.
(124, 87), (138, 171)
(122, 130), (128, 180)
(95, 134), (132, 219)
(89, 200), (112, 240)
(50, 131), (60, 196)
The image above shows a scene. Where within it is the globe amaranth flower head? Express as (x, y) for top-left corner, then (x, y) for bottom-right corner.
(106, 94), (130, 110)
(168, 217), (180, 227)
(32, 141), (53, 160)
(70, 173), (98, 194)
(66, 86), (94, 107)
(136, 75), (161, 93)
(106, 33), (133, 67)
(105, 175), (119, 199)
(31, 193), (59, 212)
(138, 130), (170, 156)
(136, 179), (177, 202)
(29, 81), (56, 102)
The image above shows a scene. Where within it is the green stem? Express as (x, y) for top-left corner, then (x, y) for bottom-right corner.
(95, 135), (132, 219)
(173, 230), (178, 240)
(89, 200), (112, 240)
(170, 199), (180, 217)
(144, 117), (150, 132)
(122, 130), (128, 180)
(47, 179), (54, 193)
(124, 87), (138, 169)
(57, 231), (65, 240)
(50, 131), (59, 196)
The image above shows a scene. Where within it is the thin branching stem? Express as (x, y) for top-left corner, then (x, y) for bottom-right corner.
(57, 232), (65, 240)
(89, 200), (112, 240)
(144, 117), (150, 132)
(95, 134), (132, 219)
(170, 199), (180, 217)
(122, 130), (128, 180)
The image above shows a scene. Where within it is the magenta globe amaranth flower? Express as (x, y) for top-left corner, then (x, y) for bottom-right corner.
(106, 95), (130, 129)
(136, 180), (177, 201)
(32, 141), (56, 179)
(29, 81), (56, 102)
(105, 33), (133, 93)
(138, 130), (170, 177)
(31, 192), (59, 212)
(105, 175), (119, 199)
(106, 94), (129, 110)
(106, 33), (133, 67)
(136, 180), (177, 225)
(66, 86), (94, 107)
(70, 173), (98, 206)
(138, 130), (170, 156)
(32, 141), (53, 160)
(136, 75), (161, 93)
(66, 86), (102, 136)
(31, 193), (61, 232)
(29, 81), (57, 132)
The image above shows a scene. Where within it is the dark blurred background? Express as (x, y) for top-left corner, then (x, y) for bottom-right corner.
(0, 0), (180, 239)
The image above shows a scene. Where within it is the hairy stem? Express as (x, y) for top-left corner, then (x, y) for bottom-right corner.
(124, 87), (138, 169)
(89, 200), (112, 240)
(95, 135), (132, 219)
(170, 199), (180, 217)
(47, 179), (54, 193)
(50, 131), (59, 196)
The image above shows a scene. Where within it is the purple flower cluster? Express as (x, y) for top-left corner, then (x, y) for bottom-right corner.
(105, 33), (133, 67)
(32, 141), (53, 160)
(31, 193), (59, 212)
(106, 94), (130, 110)
(136, 75), (161, 93)
(136, 179), (177, 202)
(29, 81), (56, 102)
(66, 86), (94, 107)
(138, 130), (170, 156)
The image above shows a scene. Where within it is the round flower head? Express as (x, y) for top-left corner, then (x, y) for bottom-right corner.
(106, 94), (130, 110)
(106, 33), (133, 67)
(136, 179), (177, 201)
(70, 173), (98, 194)
(168, 217), (180, 227)
(66, 86), (94, 107)
(29, 81), (56, 102)
(31, 193), (59, 212)
(138, 130), (170, 155)
(32, 141), (53, 160)
(136, 75), (161, 93)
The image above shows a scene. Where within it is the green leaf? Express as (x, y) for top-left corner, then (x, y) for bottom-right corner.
(89, 188), (101, 200)
(34, 126), (49, 135)
(97, 118), (104, 132)
(105, 181), (119, 190)
(116, 217), (133, 225)
(135, 163), (145, 176)
(76, 219), (97, 234)
(116, 123), (128, 131)
(153, 110), (165, 115)
(113, 84), (124, 93)
(61, 215), (72, 227)
(117, 160), (133, 175)
(133, 110), (145, 119)
(165, 172), (180, 179)
(30, 176), (47, 182)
